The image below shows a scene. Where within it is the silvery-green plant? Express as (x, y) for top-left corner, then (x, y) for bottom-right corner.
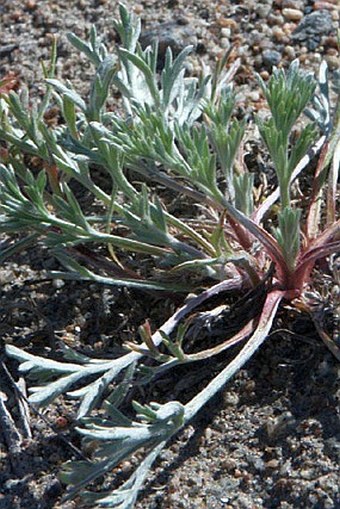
(1, 5), (339, 508)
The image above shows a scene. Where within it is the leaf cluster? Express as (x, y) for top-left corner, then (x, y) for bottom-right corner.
(1, 5), (339, 508)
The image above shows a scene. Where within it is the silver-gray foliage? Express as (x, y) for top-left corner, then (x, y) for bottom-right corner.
(0, 4), (337, 508)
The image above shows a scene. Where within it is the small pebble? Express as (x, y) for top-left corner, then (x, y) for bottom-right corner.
(249, 91), (260, 101)
(313, 1), (338, 10)
(120, 460), (132, 473)
(310, 52), (322, 63)
(244, 380), (256, 393)
(134, 5), (143, 14)
(324, 36), (339, 48)
(186, 477), (198, 487)
(255, 4), (272, 18)
(204, 427), (213, 441)
(266, 459), (280, 469)
(326, 48), (338, 56)
(10, 10), (22, 22)
(283, 22), (297, 35)
(220, 37), (231, 50)
(300, 469), (314, 480)
(232, 493), (254, 508)
(254, 54), (264, 68)
(282, 8), (303, 21)
(259, 39), (273, 50)
(250, 30), (264, 45)
(25, 0), (37, 9)
(331, 9), (339, 21)
(279, 460), (292, 475)
(43, 476), (63, 501)
(219, 497), (230, 504)
(0, 270), (13, 285)
(299, 54), (309, 64)
(262, 49), (282, 68)
(220, 458), (237, 472)
(52, 278), (65, 289)
(325, 55), (339, 70)
(284, 45), (296, 59)
(260, 70), (270, 80)
(282, 0), (304, 8)
(217, 18), (238, 30)
(272, 26), (286, 42)
(224, 392), (239, 406)
(221, 28), (231, 38)
(253, 458), (266, 471)
(59, 503), (74, 509)
(267, 13), (284, 26)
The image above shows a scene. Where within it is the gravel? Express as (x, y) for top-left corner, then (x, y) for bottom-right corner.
(0, 1), (339, 508)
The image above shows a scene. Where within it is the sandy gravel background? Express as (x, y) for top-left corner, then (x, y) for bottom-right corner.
(0, 1), (339, 508)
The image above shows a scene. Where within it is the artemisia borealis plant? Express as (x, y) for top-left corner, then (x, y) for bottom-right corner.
(0, 5), (338, 508)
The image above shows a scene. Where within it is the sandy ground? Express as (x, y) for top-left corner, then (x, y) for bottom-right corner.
(0, 1), (339, 508)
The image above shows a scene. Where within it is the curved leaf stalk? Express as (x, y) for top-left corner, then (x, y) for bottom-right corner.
(132, 318), (256, 378)
(326, 110), (340, 225)
(305, 139), (330, 239)
(183, 289), (284, 419)
(61, 289), (284, 508)
(293, 239), (340, 293)
(5, 277), (243, 418)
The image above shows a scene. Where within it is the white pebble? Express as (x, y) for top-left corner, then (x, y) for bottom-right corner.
(221, 27), (231, 38)
(284, 45), (296, 59)
(220, 37), (231, 50)
(272, 26), (286, 41)
(224, 392), (239, 406)
(282, 8), (303, 21)
(52, 278), (65, 289)
(249, 91), (260, 101)
(311, 52), (322, 63)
